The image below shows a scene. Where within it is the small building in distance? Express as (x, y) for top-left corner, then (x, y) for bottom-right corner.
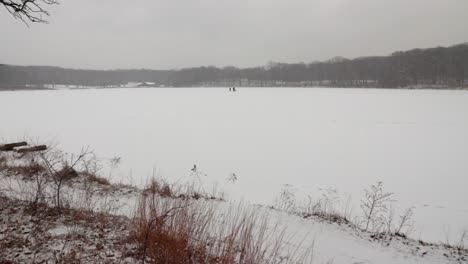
(136, 82), (157, 87)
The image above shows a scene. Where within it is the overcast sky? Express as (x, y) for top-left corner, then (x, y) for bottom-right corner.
(1, 0), (467, 70)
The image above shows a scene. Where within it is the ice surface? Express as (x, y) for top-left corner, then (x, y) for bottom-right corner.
(1, 87), (467, 243)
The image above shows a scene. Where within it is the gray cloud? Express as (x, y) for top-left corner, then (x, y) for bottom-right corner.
(1, 0), (467, 69)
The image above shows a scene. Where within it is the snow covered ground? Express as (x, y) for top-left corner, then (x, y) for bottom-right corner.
(1, 155), (466, 263)
(0, 87), (467, 244)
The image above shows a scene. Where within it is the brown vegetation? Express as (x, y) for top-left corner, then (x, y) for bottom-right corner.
(131, 188), (313, 264)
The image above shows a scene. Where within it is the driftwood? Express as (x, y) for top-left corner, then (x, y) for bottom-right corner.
(16, 145), (48, 153)
(0, 142), (28, 151)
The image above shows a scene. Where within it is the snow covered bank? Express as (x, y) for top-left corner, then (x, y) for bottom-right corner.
(1, 150), (466, 263)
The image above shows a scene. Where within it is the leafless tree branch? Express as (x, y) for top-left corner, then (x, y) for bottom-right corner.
(1, 0), (58, 25)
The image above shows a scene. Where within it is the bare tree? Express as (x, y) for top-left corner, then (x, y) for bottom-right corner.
(1, 0), (58, 24)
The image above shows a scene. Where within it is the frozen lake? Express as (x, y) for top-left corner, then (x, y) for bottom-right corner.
(1, 87), (467, 243)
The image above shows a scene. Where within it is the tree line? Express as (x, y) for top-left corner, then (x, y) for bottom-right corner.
(1, 43), (467, 90)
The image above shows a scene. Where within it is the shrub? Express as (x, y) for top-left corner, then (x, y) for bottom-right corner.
(274, 184), (296, 212)
(132, 191), (314, 264)
(360, 181), (393, 232)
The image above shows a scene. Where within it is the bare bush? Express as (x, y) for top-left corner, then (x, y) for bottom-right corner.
(456, 230), (467, 250)
(360, 181), (393, 232)
(395, 207), (414, 235)
(312, 188), (340, 217)
(289, 188), (351, 225)
(442, 226), (467, 251)
(40, 147), (91, 212)
(275, 184), (296, 212)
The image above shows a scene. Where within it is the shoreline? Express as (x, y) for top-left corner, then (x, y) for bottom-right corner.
(1, 86), (467, 92)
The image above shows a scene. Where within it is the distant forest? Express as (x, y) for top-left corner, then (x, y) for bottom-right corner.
(1, 43), (467, 90)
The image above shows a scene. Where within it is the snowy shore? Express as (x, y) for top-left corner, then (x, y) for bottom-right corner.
(1, 150), (466, 263)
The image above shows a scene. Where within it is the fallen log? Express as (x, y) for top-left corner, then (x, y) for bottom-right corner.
(0, 142), (28, 151)
(16, 145), (47, 153)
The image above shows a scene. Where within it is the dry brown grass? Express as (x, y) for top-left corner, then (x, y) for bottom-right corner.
(303, 211), (350, 226)
(0, 160), (45, 177)
(132, 187), (314, 264)
(83, 172), (111, 186)
(144, 177), (173, 198)
(144, 177), (225, 202)
(0, 155), (7, 172)
(133, 193), (210, 263)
